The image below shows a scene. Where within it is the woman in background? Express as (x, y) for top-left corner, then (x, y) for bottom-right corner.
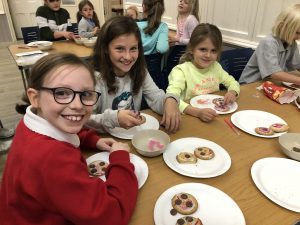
(36, 0), (76, 41)
(239, 4), (300, 85)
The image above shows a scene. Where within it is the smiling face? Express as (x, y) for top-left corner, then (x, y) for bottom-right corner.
(28, 65), (95, 134)
(81, 4), (94, 19)
(108, 33), (139, 76)
(191, 38), (219, 69)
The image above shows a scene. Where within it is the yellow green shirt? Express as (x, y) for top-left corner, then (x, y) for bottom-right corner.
(167, 61), (240, 112)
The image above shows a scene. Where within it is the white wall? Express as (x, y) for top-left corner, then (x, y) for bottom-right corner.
(0, 0), (4, 14)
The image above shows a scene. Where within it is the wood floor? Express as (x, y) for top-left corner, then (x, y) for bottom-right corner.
(0, 41), (24, 177)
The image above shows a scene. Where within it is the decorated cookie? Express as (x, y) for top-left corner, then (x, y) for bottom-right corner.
(88, 160), (109, 176)
(171, 193), (198, 215)
(176, 152), (197, 164)
(175, 216), (203, 225)
(194, 147), (215, 160)
(254, 127), (274, 136)
(269, 123), (289, 132)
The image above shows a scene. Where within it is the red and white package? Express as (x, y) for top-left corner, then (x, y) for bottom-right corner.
(262, 81), (297, 104)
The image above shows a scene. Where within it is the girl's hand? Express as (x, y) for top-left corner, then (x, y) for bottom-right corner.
(92, 27), (100, 35)
(96, 138), (117, 151)
(111, 142), (130, 153)
(64, 31), (76, 40)
(118, 109), (144, 129)
(196, 108), (218, 122)
(168, 33), (178, 44)
(224, 90), (237, 104)
(161, 97), (181, 133)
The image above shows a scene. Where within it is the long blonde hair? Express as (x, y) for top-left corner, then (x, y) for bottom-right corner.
(179, 0), (200, 21)
(272, 4), (300, 45)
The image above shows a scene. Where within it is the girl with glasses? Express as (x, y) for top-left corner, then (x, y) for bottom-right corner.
(88, 16), (181, 133)
(77, 0), (100, 38)
(0, 53), (138, 224)
(36, 0), (77, 41)
(239, 4), (300, 85)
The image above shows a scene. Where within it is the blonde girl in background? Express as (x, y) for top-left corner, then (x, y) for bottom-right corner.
(126, 5), (139, 20)
(167, 23), (240, 122)
(239, 4), (300, 85)
(137, 0), (169, 55)
(0, 53), (138, 224)
(77, 0), (100, 38)
(169, 0), (200, 46)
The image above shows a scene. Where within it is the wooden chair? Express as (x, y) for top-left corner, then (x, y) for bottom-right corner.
(21, 26), (39, 44)
(219, 47), (254, 82)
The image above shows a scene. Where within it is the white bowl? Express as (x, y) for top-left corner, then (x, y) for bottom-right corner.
(83, 38), (96, 48)
(278, 133), (300, 161)
(74, 38), (84, 45)
(132, 129), (170, 157)
(37, 41), (53, 50)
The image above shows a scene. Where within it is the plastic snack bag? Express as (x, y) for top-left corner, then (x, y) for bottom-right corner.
(262, 81), (297, 104)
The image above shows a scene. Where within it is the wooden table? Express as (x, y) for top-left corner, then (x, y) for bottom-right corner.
(85, 82), (300, 225)
(8, 40), (93, 91)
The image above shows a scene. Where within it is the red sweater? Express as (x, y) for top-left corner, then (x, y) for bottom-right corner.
(0, 120), (138, 225)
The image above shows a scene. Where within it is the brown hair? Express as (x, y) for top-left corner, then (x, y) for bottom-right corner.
(142, 0), (165, 35)
(180, 23), (222, 63)
(16, 53), (95, 114)
(272, 4), (300, 45)
(92, 16), (146, 94)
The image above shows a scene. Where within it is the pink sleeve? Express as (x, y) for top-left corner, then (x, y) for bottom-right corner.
(179, 15), (199, 45)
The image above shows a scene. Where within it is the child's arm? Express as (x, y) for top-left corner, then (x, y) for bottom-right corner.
(161, 97), (181, 133)
(156, 23), (169, 54)
(270, 71), (300, 85)
(184, 105), (218, 122)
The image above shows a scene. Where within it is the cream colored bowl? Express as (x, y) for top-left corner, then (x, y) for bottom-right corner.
(132, 129), (170, 157)
(278, 133), (300, 161)
(83, 37), (97, 48)
(74, 38), (84, 45)
(37, 41), (53, 50)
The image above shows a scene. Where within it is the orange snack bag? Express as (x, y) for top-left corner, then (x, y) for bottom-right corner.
(262, 81), (297, 104)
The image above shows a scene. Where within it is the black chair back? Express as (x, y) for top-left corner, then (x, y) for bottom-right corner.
(220, 48), (254, 82)
(164, 45), (186, 76)
(21, 26), (39, 44)
(144, 53), (165, 90)
(72, 23), (79, 35)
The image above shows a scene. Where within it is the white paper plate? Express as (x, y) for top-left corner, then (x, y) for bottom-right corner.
(251, 157), (300, 212)
(86, 152), (148, 189)
(154, 183), (246, 225)
(108, 113), (159, 140)
(282, 82), (300, 90)
(231, 110), (288, 138)
(27, 41), (52, 47)
(190, 94), (238, 114)
(15, 50), (44, 57)
(163, 137), (231, 178)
